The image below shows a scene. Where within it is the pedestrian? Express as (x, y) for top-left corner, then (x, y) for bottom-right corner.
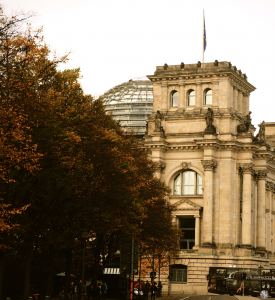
(150, 282), (157, 300)
(157, 282), (162, 297)
(87, 283), (93, 300)
(95, 283), (101, 300)
(144, 281), (150, 300)
(68, 281), (74, 300)
(101, 282), (108, 300)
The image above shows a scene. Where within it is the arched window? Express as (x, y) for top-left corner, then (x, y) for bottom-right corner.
(187, 90), (195, 106)
(171, 90), (178, 107)
(205, 88), (212, 105)
(173, 171), (202, 195)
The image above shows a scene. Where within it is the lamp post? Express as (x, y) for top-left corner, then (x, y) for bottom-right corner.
(80, 230), (88, 300)
(139, 246), (143, 294)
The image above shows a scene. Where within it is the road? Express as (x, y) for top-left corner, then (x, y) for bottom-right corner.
(161, 295), (258, 300)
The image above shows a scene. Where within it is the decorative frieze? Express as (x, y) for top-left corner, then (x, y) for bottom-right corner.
(201, 159), (218, 171)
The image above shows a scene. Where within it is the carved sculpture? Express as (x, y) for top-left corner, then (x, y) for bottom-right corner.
(197, 61), (201, 67)
(214, 60), (218, 66)
(256, 121), (265, 141)
(204, 108), (216, 133)
(181, 162), (191, 169)
(180, 62), (184, 69)
(164, 63), (168, 70)
(237, 111), (252, 134)
(154, 110), (164, 134)
(156, 161), (166, 173)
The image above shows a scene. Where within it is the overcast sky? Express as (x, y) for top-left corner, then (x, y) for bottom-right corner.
(3, 0), (275, 130)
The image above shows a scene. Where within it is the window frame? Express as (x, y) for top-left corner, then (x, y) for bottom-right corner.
(179, 216), (195, 250)
(170, 265), (187, 283)
(173, 170), (202, 196)
(187, 90), (195, 106)
(204, 88), (212, 105)
(171, 90), (178, 107)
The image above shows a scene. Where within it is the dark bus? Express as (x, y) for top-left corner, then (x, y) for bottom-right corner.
(208, 267), (275, 297)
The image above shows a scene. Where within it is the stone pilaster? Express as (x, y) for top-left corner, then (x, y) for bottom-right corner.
(193, 215), (201, 249)
(257, 170), (267, 251)
(195, 82), (202, 109)
(161, 81), (168, 111)
(237, 91), (243, 115)
(178, 81), (185, 109)
(239, 163), (254, 248)
(233, 88), (238, 111)
(201, 159), (218, 247)
(243, 93), (250, 115)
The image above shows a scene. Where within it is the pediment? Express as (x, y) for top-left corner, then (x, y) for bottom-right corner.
(174, 198), (202, 211)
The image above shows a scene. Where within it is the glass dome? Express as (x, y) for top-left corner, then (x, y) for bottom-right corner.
(102, 79), (153, 135)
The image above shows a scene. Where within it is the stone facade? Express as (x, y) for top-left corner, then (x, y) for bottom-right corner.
(144, 61), (275, 294)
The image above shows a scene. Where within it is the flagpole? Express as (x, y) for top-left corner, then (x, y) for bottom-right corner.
(202, 9), (204, 63)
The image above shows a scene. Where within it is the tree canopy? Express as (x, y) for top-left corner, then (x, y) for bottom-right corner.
(0, 5), (181, 299)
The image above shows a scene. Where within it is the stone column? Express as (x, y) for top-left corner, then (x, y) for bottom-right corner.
(237, 91), (243, 114)
(240, 163), (253, 248)
(161, 81), (168, 111)
(233, 88), (238, 111)
(194, 215), (200, 248)
(254, 175), (258, 248)
(266, 183), (272, 252)
(178, 81), (185, 109)
(257, 170), (267, 251)
(201, 159), (218, 246)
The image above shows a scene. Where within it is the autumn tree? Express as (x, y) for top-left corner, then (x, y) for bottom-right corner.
(0, 5), (181, 300)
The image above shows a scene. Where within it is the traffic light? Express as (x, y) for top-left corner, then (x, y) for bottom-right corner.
(150, 272), (156, 279)
(120, 238), (139, 275)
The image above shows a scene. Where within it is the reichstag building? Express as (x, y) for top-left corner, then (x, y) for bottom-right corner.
(102, 61), (275, 294)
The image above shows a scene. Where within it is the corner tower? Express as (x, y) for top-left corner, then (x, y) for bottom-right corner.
(144, 61), (275, 294)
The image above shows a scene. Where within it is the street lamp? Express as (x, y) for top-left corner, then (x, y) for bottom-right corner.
(139, 246), (144, 294)
(80, 229), (88, 300)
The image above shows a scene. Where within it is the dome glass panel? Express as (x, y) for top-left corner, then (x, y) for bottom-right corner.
(102, 79), (153, 135)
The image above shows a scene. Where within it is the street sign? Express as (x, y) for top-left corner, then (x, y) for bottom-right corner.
(120, 238), (139, 275)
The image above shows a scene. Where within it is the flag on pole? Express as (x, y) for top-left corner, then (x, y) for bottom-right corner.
(203, 15), (207, 51)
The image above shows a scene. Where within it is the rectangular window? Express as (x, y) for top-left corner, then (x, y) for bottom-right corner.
(171, 269), (187, 283)
(179, 217), (195, 250)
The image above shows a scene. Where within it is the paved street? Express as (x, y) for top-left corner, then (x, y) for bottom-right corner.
(159, 295), (260, 300)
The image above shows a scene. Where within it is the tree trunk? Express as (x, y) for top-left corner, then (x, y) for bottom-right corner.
(0, 250), (5, 300)
(64, 248), (73, 300)
(45, 245), (55, 299)
(23, 234), (34, 299)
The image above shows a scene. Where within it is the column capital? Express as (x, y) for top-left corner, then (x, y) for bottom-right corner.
(238, 163), (254, 174)
(194, 214), (200, 218)
(201, 159), (218, 171)
(257, 170), (268, 180)
(266, 181), (273, 191)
